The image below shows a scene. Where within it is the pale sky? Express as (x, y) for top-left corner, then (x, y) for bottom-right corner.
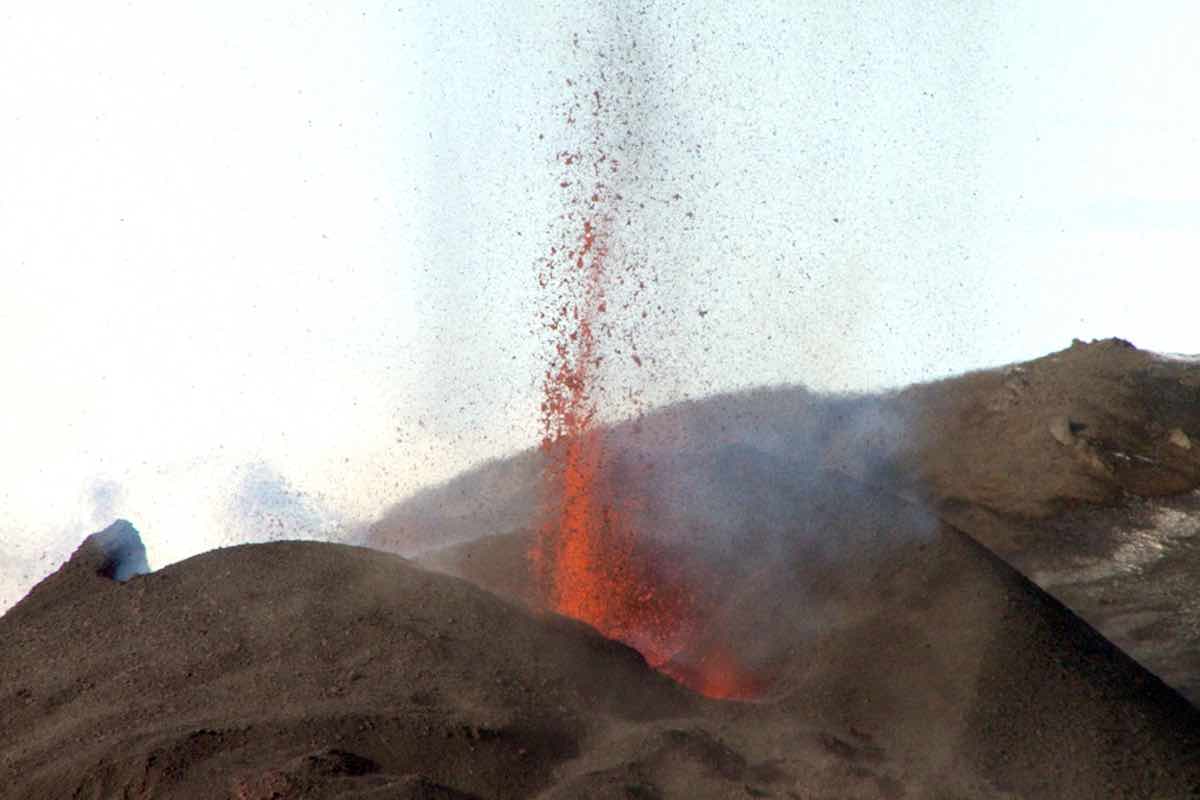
(2, 1), (1198, 611)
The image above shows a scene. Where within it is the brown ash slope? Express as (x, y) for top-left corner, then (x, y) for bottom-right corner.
(5, 499), (1200, 798)
(891, 337), (1200, 518)
(0, 525), (690, 800)
(885, 338), (1200, 702)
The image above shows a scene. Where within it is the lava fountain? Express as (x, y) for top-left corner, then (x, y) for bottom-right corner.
(530, 76), (764, 700)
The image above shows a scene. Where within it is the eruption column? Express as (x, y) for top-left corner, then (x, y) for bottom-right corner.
(532, 84), (688, 667)
(531, 73), (764, 700)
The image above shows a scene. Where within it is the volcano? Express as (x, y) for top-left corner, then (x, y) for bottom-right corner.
(5, 339), (1200, 798)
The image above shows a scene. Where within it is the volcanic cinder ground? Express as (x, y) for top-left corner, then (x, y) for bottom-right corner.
(4, 338), (1200, 799)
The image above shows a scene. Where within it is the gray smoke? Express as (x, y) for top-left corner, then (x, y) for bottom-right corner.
(88, 519), (151, 582)
(603, 386), (933, 564)
(373, 383), (933, 574)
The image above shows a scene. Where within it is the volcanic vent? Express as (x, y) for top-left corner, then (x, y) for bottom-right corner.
(528, 59), (763, 698)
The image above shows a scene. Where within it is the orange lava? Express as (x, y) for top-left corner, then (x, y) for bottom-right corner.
(533, 209), (693, 668)
(532, 73), (764, 700)
(658, 643), (771, 701)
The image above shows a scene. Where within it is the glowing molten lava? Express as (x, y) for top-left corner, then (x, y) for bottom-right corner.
(533, 211), (692, 668)
(531, 77), (764, 700)
(657, 643), (771, 702)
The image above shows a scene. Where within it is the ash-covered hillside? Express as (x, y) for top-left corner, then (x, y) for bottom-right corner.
(4, 503), (1200, 798)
